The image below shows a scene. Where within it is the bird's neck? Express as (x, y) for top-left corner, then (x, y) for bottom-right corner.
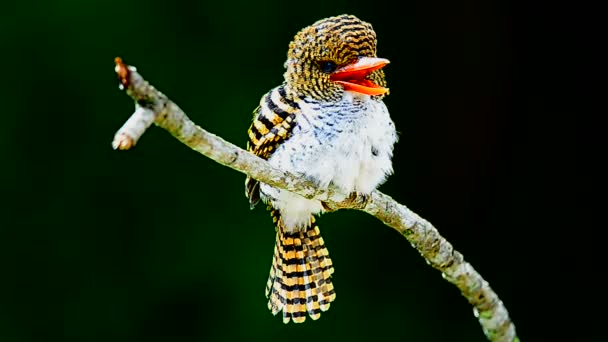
(280, 83), (306, 105)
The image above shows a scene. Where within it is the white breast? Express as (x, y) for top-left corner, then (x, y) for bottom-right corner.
(261, 92), (398, 231)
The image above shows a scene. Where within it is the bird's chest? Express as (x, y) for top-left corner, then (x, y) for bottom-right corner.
(269, 96), (396, 194)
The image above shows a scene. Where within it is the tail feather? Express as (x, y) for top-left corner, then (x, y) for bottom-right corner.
(266, 239), (283, 315)
(303, 222), (335, 312)
(265, 209), (335, 323)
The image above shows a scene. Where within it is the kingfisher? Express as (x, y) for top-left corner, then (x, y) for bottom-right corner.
(245, 14), (398, 323)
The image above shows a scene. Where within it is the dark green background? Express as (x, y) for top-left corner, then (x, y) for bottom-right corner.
(1, 1), (572, 341)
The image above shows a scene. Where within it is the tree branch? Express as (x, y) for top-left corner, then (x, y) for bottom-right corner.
(111, 57), (518, 342)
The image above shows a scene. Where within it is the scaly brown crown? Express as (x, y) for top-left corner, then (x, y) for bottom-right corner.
(284, 14), (389, 101)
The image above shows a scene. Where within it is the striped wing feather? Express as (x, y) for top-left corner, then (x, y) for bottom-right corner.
(245, 87), (298, 208)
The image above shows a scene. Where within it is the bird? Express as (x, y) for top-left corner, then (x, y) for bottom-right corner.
(245, 14), (398, 323)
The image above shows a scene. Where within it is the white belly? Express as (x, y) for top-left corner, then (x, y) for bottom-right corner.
(261, 92), (398, 231)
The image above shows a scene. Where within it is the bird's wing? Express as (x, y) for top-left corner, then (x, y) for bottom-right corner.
(245, 89), (299, 208)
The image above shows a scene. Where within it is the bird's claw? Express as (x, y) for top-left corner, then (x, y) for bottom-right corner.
(346, 192), (370, 209)
(322, 192), (370, 211)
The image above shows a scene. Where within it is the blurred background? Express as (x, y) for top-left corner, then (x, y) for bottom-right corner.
(0, 0), (574, 341)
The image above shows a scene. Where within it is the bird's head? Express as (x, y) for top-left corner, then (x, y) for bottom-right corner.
(284, 14), (389, 102)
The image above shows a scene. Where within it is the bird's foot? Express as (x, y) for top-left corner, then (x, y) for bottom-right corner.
(322, 192), (370, 211)
(345, 191), (370, 209)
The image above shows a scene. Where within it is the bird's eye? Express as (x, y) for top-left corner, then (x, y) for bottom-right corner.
(319, 61), (337, 73)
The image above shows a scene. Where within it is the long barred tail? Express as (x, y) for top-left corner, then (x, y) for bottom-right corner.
(265, 209), (336, 323)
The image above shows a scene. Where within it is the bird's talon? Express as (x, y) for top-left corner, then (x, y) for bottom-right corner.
(321, 201), (332, 211)
(346, 192), (370, 208)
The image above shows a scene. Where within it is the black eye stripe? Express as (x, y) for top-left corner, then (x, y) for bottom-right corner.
(319, 61), (337, 73)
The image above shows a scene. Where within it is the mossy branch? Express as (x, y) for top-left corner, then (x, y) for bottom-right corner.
(111, 57), (518, 342)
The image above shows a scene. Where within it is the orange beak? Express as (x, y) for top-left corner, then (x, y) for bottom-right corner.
(330, 57), (390, 96)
